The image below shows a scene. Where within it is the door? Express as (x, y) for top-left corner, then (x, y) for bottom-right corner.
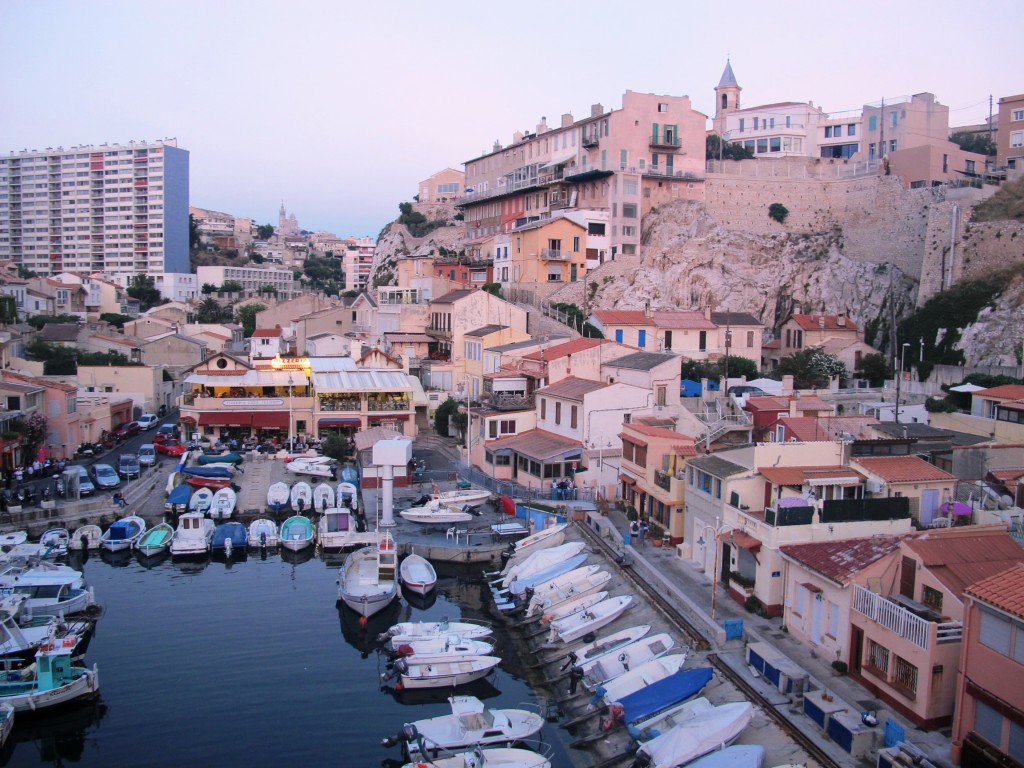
(900, 556), (917, 599)
(810, 593), (823, 644)
(850, 626), (863, 673)
(920, 489), (940, 526)
(719, 543), (732, 585)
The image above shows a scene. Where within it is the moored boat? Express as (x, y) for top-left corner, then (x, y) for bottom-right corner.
(399, 552), (437, 596)
(247, 518), (279, 549)
(382, 655), (500, 689)
(100, 515), (146, 553)
(590, 654), (688, 704)
(630, 699), (755, 768)
(381, 619), (494, 647)
(135, 522), (175, 556)
(523, 566), (610, 616)
(400, 499), (473, 525)
(546, 595), (633, 644)
(501, 554), (589, 598)
(537, 590), (608, 625)
(38, 528), (71, 558)
(0, 633), (99, 713)
(290, 482), (313, 514)
(279, 515), (315, 552)
(337, 481), (358, 511)
(267, 482), (289, 512)
(313, 482), (335, 512)
(500, 523), (567, 568)
(68, 525), (102, 551)
(549, 625), (652, 669)
(399, 746), (550, 768)
(494, 541), (587, 587)
(189, 487), (214, 514)
(431, 486), (492, 507)
(0, 532), (27, 553)
(0, 562), (93, 618)
(337, 532), (397, 618)
(317, 506), (361, 549)
(389, 637), (494, 659)
(211, 522), (247, 557)
(604, 667), (716, 727)
(169, 512), (215, 557)
(209, 486), (237, 520)
(577, 633), (678, 688)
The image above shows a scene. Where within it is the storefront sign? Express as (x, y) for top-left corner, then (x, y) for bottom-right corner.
(222, 398), (284, 407)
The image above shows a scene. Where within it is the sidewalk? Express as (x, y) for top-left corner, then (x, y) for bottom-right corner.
(598, 504), (954, 767)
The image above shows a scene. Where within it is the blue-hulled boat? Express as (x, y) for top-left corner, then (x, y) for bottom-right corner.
(165, 483), (192, 512)
(181, 466), (234, 479)
(197, 452), (243, 466)
(610, 666), (714, 726)
(211, 522), (247, 557)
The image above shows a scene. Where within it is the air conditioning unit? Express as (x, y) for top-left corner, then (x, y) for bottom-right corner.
(866, 478), (884, 494)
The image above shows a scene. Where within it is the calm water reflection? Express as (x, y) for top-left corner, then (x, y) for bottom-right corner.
(1, 551), (573, 767)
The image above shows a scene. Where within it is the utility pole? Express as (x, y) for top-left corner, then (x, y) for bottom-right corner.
(879, 98), (885, 164)
(989, 95), (994, 146)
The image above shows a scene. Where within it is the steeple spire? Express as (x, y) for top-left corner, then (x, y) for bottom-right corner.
(718, 59), (739, 89)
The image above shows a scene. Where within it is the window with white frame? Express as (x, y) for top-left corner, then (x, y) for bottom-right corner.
(1011, 131), (1024, 148)
(1013, 109), (1024, 121)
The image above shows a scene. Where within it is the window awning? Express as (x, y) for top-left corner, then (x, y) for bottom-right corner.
(728, 531), (762, 553)
(179, 415), (196, 424)
(619, 473), (636, 485)
(251, 412), (289, 429)
(318, 417), (361, 426)
(368, 413), (410, 421)
(198, 412), (252, 427)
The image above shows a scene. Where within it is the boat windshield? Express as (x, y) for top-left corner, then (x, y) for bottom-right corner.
(459, 710), (494, 730)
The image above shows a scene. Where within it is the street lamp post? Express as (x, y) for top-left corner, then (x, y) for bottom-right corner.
(895, 342), (910, 424)
(287, 374), (294, 451)
(696, 517), (733, 621)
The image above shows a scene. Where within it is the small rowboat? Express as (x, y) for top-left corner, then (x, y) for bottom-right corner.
(399, 552), (437, 596)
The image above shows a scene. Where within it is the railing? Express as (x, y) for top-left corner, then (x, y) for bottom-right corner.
(426, 326), (452, 340)
(367, 399), (410, 412)
(540, 248), (569, 261)
(705, 158), (881, 180)
(319, 399), (361, 412)
(451, 460), (597, 503)
(655, 470), (671, 491)
(582, 135), (599, 148)
(488, 393), (534, 411)
(649, 136), (682, 148)
(643, 167), (704, 181)
(852, 585), (963, 649)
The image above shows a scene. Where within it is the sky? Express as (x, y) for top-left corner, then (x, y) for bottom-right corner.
(2, 0), (1020, 239)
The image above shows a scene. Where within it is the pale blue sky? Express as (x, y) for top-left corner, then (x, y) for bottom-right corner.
(2, 0), (1019, 238)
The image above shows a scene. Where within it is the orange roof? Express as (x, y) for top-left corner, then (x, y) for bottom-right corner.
(592, 309), (716, 330)
(250, 328), (282, 338)
(624, 422), (697, 443)
(852, 456), (955, 483)
(745, 396), (833, 412)
(904, 527), (1024, 599)
(977, 384), (1024, 400)
(788, 314), (858, 332)
(777, 415), (879, 442)
(759, 465), (864, 487)
(965, 563), (1024, 620)
(522, 337), (610, 362)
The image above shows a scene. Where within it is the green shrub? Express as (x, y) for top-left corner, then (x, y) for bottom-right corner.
(768, 203), (789, 224)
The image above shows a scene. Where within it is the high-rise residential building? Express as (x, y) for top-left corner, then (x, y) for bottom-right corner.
(0, 139), (189, 278)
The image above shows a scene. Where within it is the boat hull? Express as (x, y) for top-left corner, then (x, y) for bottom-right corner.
(399, 555), (437, 596)
(0, 666), (99, 713)
(396, 657), (499, 689)
(280, 516), (315, 551)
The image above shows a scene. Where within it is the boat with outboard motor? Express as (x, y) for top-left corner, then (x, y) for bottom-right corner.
(100, 515), (146, 553)
(267, 482), (289, 512)
(382, 654), (500, 690)
(169, 512), (215, 557)
(209, 487), (237, 520)
(380, 619), (493, 648)
(247, 518), (279, 550)
(337, 531), (398, 618)
(545, 595), (633, 645)
(0, 629), (99, 712)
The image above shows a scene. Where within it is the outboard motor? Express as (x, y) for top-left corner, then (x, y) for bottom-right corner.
(381, 722), (420, 749)
(380, 658), (408, 683)
(224, 538), (233, 558)
(630, 750), (654, 767)
(559, 651), (579, 672)
(259, 531), (267, 549)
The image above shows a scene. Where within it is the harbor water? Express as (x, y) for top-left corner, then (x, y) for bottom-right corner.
(0, 549), (575, 767)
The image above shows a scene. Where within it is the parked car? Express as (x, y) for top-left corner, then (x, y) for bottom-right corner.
(138, 444), (157, 467)
(111, 422), (140, 441)
(72, 465), (95, 497)
(153, 424), (176, 444)
(118, 454), (141, 479)
(155, 438), (187, 457)
(137, 414), (159, 431)
(92, 463), (121, 490)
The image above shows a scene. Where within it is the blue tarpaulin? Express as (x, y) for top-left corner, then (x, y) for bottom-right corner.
(167, 485), (191, 506)
(618, 667), (714, 724)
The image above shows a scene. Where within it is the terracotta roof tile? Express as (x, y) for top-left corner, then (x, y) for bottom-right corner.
(759, 465), (864, 487)
(852, 456), (955, 483)
(487, 428), (582, 460)
(624, 422), (696, 443)
(789, 313), (859, 332)
(250, 328), (282, 338)
(522, 337), (610, 362)
(977, 384), (1024, 400)
(780, 536), (903, 585)
(965, 563), (1024, 620)
(904, 527), (1024, 598)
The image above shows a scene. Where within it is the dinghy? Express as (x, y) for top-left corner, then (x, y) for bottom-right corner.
(135, 522), (175, 556)
(169, 512), (215, 556)
(399, 746), (550, 768)
(38, 528), (70, 558)
(0, 702), (11, 749)
(337, 532), (398, 618)
(591, 654), (688, 704)
(604, 667), (715, 727)
(317, 507), (360, 549)
(578, 633), (678, 688)
(313, 482), (335, 512)
(537, 591), (609, 625)
(68, 525), (102, 551)
(382, 655), (500, 689)
(267, 482), (289, 512)
(184, 475), (231, 490)
(382, 694), (545, 758)
(501, 554), (588, 598)
(290, 482), (313, 514)
(189, 487), (214, 514)
(0, 532), (27, 552)
(197, 451), (243, 465)
(286, 456), (337, 479)
(399, 552), (437, 596)
(502, 523), (567, 567)
(0, 633), (99, 713)
(279, 515), (315, 552)
(431, 486), (492, 507)
(390, 636), (494, 658)
(247, 518), (279, 549)
(495, 541), (586, 587)
(209, 486), (237, 520)
(211, 522), (247, 557)
(547, 595), (633, 644)
(181, 465), (233, 479)
(631, 700), (755, 768)
(100, 515), (146, 553)
(337, 481), (358, 511)
(165, 483), (192, 513)
(683, 745), (765, 768)
(400, 499), (473, 525)
(381, 619), (493, 647)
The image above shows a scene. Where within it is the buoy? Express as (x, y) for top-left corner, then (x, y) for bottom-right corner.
(359, 615), (368, 626)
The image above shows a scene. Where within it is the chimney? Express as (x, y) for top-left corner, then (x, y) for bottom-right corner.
(537, 116), (549, 134)
(512, 130), (524, 144)
(492, 140), (502, 152)
(703, 307), (711, 320)
(644, 301), (652, 319)
(790, 397), (799, 418)
(561, 113), (574, 128)
(591, 103), (604, 118)
(350, 338), (361, 359)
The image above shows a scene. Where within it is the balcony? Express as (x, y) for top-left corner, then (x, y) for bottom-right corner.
(540, 248), (570, 261)
(650, 135), (682, 150)
(489, 392), (534, 411)
(644, 167), (704, 182)
(426, 326), (452, 341)
(582, 135), (599, 149)
(367, 398), (411, 412)
(852, 585), (962, 650)
(318, 397), (361, 412)
(181, 394), (315, 412)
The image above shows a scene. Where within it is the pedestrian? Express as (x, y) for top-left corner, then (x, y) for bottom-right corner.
(629, 518), (639, 543)
(551, 478), (557, 500)
(14, 467), (23, 486)
(639, 520), (649, 547)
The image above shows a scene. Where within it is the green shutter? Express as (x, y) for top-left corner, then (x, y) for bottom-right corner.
(652, 123), (659, 143)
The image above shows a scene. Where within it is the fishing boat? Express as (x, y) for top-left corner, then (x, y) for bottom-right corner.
(400, 499), (473, 525)
(591, 654), (688, 704)
(313, 482), (335, 512)
(67, 525), (101, 551)
(169, 512), (215, 556)
(399, 746), (550, 768)
(0, 595), (92, 667)
(381, 619), (493, 647)
(500, 554), (589, 598)
(196, 451), (243, 465)
(279, 515), (315, 552)
(494, 541), (587, 587)
(317, 506), (360, 549)
(100, 515), (146, 553)
(0, 631), (99, 712)
(631, 700), (755, 768)
(267, 482), (289, 512)
(523, 567), (610, 616)
(247, 518), (279, 549)
(337, 481), (358, 511)
(0, 703), (11, 749)
(211, 522), (247, 557)
(381, 655), (500, 689)
(286, 457), (337, 479)
(39, 528), (71, 558)
(546, 595), (633, 644)
(578, 633), (678, 688)
(604, 667), (715, 727)
(209, 486), (237, 520)
(501, 523), (567, 567)
(337, 532), (397, 618)
(135, 522), (176, 556)
(389, 637), (494, 659)
(290, 482), (313, 514)
(399, 552), (437, 596)
(189, 487), (214, 514)
(0, 561), (94, 617)
(382, 695), (544, 757)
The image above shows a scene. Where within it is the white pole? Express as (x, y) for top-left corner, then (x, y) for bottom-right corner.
(380, 464), (395, 528)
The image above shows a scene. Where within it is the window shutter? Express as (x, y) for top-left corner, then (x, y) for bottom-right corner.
(979, 609), (1012, 654)
(652, 123), (659, 143)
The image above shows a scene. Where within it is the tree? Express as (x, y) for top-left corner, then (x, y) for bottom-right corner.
(99, 313), (132, 329)
(706, 134), (755, 161)
(26, 313), (80, 330)
(950, 131), (996, 157)
(722, 355), (759, 380)
(302, 255), (343, 289)
(0, 296), (16, 324)
(126, 275), (163, 311)
(21, 412), (48, 462)
(250, 253), (265, 264)
(201, 283), (218, 294)
(220, 280), (243, 293)
(768, 203), (789, 224)
(320, 434), (349, 462)
(682, 356), (759, 382)
(257, 284), (278, 297)
(196, 297), (225, 324)
(777, 349), (846, 388)
(434, 398), (459, 437)
(855, 352), (892, 386)
(256, 223), (274, 240)
(189, 214), (200, 250)
(235, 302), (267, 338)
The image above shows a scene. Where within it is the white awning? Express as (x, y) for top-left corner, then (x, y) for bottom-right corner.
(185, 370), (309, 388)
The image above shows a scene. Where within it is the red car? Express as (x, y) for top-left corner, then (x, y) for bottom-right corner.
(155, 438), (187, 457)
(112, 421), (141, 441)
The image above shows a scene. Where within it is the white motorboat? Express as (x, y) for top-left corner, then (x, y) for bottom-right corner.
(399, 552), (437, 596)
(209, 487), (237, 520)
(502, 524), (567, 569)
(169, 512), (215, 556)
(382, 655), (499, 689)
(685, 745), (765, 768)
(390, 636), (494, 659)
(313, 482), (335, 512)
(495, 541), (587, 588)
(431, 485), (492, 507)
(337, 481), (358, 511)
(0, 561), (88, 616)
(400, 499), (473, 525)
(337, 532), (398, 618)
(290, 482), (313, 513)
(0, 595), (90, 667)
(502, 555), (588, 598)
(579, 633), (678, 688)
(279, 515), (315, 552)
(593, 653), (688, 704)
(400, 746), (550, 768)
(189, 487), (214, 514)
(547, 595), (634, 644)
(552, 625), (652, 667)
(100, 515), (146, 552)
(524, 566), (609, 616)
(0, 633), (99, 713)
(317, 507), (361, 549)
(286, 457), (336, 479)
(382, 695), (544, 757)
(135, 523), (176, 556)
(247, 518), (279, 549)
(267, 482), (289, 512)
(536, 591), (608, 625)
(381, 619), (493, 647)
(68, 525), (101, 551)
(633, 699), (755, 768)
(0, 532), (27, 553)
(38, 528), (70, 558)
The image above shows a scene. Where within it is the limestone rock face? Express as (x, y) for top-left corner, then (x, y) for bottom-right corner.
(371, 201), (464, 284)
(954, 275), (1024, 367)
